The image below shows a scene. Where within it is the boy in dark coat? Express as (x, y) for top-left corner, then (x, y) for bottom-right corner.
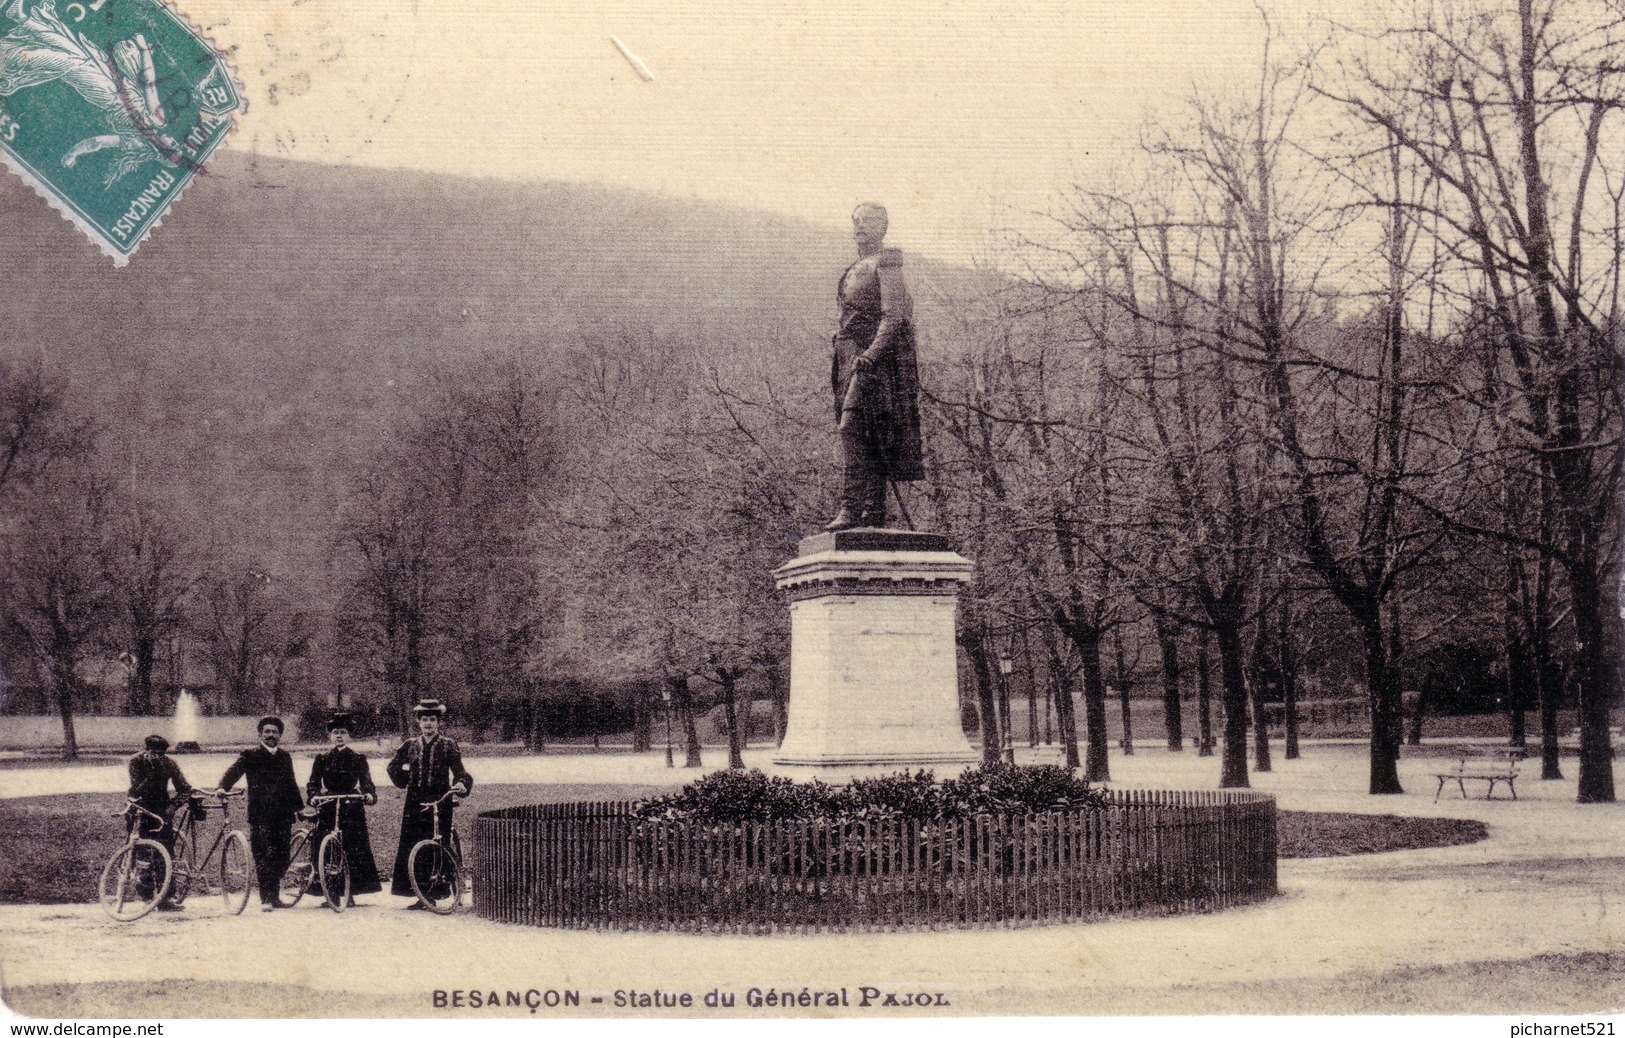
(218, 716), (304, 911)
(126, 734), (192, 909)
(386, 700), (472, 906)
(305, 711), (382, 900)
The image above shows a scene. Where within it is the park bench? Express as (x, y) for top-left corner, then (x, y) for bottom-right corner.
(1433, 746), (1522, 802)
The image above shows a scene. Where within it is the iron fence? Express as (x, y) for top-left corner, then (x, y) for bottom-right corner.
(472, 788), (1276, 932)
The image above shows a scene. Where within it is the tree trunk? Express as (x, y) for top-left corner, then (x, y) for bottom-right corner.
(669, 674), (702, 769)
(1247, 612), (1271, 774)
(1406, 683), (1428, 748)
(1059, 621), (1112, 783)
(1214, 621), (1249, 788)
(631, 683), (653, 753)
(54, 663), (79, 762)
(1538, 668), (1563, 780)
(1532, 555), (1563, 780)
(1250, 680), (1272, 773)
(1042, 623), (1081, 769)
(1112, 628), (1133, 756)
(1153, 613), (1183, 751)
(1197, 629), (1214, 757)
(1280, 599), (1300, 760)
(1569, 560), (1617, 803)
(1361, 615), (1404, 794)
(718, 670), (745, 770)
(132, 637), (158, 715)
(962, 632), (1002, 768)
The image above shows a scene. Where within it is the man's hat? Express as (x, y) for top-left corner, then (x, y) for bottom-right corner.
(144, 734), (169, 751)
(257, 716), (285, 733)
(326, 711), (355, 732)
(412, 700), (447, 717)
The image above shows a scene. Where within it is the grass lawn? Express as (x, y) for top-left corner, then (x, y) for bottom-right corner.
(0, 783), (671, 906)
(1277, 811), (1486, 858)
(0, 787), (1486, 906)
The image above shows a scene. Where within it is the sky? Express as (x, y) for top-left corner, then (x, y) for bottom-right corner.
(179, 0), (1354, 265)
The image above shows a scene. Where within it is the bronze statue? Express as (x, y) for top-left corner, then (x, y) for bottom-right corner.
(824, 203), (925, 531)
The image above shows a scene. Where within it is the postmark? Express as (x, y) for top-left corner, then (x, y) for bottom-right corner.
(0, 0), (240, 264)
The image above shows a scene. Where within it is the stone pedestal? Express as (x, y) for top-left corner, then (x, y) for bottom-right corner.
(772, 529), (978, 770)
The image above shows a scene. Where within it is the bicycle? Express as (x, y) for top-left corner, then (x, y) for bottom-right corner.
(167, 788), (252, 915)
(295, 795), (373, 909)
(407, 789), (470, 914)
(280, 815), (315, 908)
(98, 800), (173, 921)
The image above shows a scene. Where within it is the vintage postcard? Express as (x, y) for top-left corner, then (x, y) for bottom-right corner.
(0, 0), (1621, 1032)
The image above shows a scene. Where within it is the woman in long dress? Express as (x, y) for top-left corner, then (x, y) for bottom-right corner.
(305, 712), (383, 900)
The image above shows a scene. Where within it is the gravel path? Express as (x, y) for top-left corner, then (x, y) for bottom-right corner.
(2, 743), (1621, 1016)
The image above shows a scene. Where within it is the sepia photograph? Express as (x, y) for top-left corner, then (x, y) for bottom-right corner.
(0, 0), (1621, 1026)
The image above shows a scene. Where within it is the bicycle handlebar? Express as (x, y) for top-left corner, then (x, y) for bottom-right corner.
(417, 790), (466, 811)
(116, 802), (167, 823)
(310, 793), (370, 805)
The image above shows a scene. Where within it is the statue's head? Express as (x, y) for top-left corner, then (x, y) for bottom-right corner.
(852, 203), (889, 250)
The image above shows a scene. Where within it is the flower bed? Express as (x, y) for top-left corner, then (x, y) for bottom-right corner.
(473, 768), (1277, 933)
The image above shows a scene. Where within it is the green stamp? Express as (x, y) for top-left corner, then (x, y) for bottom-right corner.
(0, 0), (241, 264)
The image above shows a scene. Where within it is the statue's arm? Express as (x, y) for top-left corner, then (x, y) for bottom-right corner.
(859, 251), (913, 366)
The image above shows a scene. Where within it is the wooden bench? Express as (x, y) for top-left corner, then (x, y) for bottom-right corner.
(1433, 746), (1522, 802)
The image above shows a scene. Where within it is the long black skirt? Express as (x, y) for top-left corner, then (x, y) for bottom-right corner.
(390, 798), (453, 896)
(311, 802), (382, 895)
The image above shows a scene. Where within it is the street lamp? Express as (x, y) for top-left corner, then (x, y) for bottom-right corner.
(998, 648), (1015, 765)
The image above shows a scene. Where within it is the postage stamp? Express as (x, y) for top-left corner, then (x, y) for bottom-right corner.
(0, 0), (240, 264)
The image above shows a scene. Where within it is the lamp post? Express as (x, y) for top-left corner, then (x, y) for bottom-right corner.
(998, 648), (1014, 765)
(662, 683), (674, 768)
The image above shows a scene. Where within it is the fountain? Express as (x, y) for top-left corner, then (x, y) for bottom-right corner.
(173, 688), (201, 752)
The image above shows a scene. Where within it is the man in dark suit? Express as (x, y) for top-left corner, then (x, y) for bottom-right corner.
(386, 700), (472, 907)
(218, 716), (304, 911)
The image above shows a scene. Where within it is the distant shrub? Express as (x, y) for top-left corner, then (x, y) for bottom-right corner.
(842, 769), (944, 820)
(634, 764), (1107, 824)
(940, 763), (1108, 814)
(634, 769), (841, 823)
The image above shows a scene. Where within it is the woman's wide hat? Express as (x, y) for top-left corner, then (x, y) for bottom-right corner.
(412, 700), (447, 717)
(326, 711), (356, 732)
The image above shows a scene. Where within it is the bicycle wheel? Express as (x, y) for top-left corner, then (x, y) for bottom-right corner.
(407, 840), (459, 914)
(218, 830), (252, 915)
(168, 825), (193, 905)
(280, 829), (312, 907)
(317, 831), (350, 912)
(99, 839), (171, 922)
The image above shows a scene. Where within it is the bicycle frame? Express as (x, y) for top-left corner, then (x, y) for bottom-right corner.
(173, 792), (236, 871)
(408, 789), (469, 913)
(169, 789), (250, 915)
(99, 801), (172, 921)
(310, 793), (368, 911)
(420, 789), (463, 851)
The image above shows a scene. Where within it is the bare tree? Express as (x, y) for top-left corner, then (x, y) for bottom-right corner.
(200, 565), (279, 713)
(1319, 0), (1625, 800)
(104, 501), (196, 715)
(2, 468), (117, 759)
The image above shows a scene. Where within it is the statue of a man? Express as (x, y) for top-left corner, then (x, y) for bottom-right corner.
(824, 202), (925, 531)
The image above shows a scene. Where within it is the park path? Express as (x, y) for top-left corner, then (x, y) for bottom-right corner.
(1, 744), (1621, 1016)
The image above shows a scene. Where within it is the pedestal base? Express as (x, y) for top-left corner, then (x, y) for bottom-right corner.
(772, 529), (978, 771)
